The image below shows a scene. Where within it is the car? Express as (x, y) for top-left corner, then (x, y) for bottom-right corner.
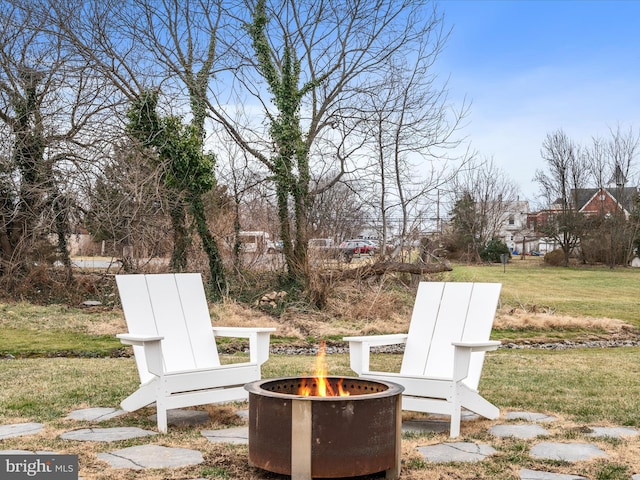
(266, 240), (283, 253)
(362, 239), (379, 249)
(339, 240), (377, 255)
(346, 239), (379, 246)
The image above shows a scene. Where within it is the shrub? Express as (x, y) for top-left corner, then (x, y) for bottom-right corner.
(479, 238), (510, 263)
(544, 249), (566, 266)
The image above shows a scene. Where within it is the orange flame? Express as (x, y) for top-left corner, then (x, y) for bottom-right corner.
(298, 341), (350, 397)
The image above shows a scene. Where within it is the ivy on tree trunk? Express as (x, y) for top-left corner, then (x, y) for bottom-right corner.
(126, 90), (226, 299)
(249, 0), (325, 288)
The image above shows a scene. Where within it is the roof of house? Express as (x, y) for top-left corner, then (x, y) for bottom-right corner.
(572, 187), (637, 213)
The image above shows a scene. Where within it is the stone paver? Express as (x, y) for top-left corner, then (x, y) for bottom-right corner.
(81, 300), (102, 307)
(60, 427), (157, 442)
(588, 426), (640, 438)
(97, 444), (203, 469)
(5, 407), (640, 476)
(149, 409), (211, 427)
(505, 411), (558, 423)
(236, 409), (249, 421)
(66, 407), (126, 422)
(489, 424), (550, 439)
(519, 469), (588, 480)
(417, 442), (497, 463)
(0, 423), (44, 440)
(530, 442), (608, 461)
(402, 419), (449, 434)
(202, 426), (248, 444)
(430, 411), (479, 421)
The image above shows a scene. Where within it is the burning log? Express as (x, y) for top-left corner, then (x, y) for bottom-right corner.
(297, 342), (350, 397)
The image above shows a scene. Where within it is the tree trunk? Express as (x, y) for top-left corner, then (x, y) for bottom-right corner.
(276, 179), (296, 279)
(189, 194), (226, 299)
(169, 197), (188, 272)
(291, 182), (310, 285)
(53, 204), (73, 283)
(333, 260), (452, 280)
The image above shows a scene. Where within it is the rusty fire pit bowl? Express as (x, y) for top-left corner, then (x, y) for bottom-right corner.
(245, 376), (404, 480)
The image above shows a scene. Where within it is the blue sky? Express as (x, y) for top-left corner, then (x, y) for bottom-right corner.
(436, 0), (640, 204)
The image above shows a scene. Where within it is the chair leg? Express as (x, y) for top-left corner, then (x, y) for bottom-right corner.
(459, 385), (500, 420)
(156, 403), (168, 433)
(449, 403), (462, 438)
(121, 379), (158, 412)
(447, 384), (500, 438)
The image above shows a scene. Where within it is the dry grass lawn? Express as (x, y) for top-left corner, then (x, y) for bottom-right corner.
(214, 282), (640, 345)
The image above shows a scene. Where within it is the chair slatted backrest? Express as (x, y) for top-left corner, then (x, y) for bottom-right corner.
(116, 273), (221, 384)
(400, 282), (501, 390)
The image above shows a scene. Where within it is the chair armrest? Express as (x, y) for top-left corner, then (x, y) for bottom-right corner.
(342, 334), (408, 346)
(451, 341), (501, 382)
(212, 327), (276, 338)
(342, 334), (408, 375)
(451, 341), (501, 352)
(116, 333), (164, 376)
(116, 333), (164, 346)
(212, 327), (276, 366)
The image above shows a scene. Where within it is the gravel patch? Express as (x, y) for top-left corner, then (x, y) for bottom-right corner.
(269, 337), (640, 355)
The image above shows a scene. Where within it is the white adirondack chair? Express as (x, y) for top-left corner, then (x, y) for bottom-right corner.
(343, 282), (501, 438)
(115, 273), (275, 432)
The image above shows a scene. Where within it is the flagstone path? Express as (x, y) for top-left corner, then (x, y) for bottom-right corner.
(0, 422), (44, 440)
(1, 408), (638, 479)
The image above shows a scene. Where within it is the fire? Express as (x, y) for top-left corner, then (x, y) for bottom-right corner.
(298, 341), (350, 397)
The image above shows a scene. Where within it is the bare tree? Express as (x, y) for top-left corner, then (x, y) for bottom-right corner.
(202, 0), (462, 287)
(357, 44), (468, 258)
(584, 126), (640, 266)
(86, 140), (170, 269)
(448, 158), (518, 262)
(46, 0), (231, 291)
(0, 2), (113, 282)
(308, 174), (365, 242)
(606, 126), (640, 265)
(534, 129), (590, 266)
(215, 137), (278, 271)
(9, 1), (468, 298)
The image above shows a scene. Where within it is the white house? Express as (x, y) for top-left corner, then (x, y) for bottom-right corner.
(496, 200), (538, 254)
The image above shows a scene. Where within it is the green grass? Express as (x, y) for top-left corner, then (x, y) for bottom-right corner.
(482, 348), (640, 426)
(444, 259), (640, 325)
(0, 302), (126, 357)
(1, 351), (638, 480)
(0, 358), (138, 421)
(0, 302), (122, 331)
(0, 327), (124, 357)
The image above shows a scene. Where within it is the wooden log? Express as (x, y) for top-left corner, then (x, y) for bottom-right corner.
(333, 260), (452, 280)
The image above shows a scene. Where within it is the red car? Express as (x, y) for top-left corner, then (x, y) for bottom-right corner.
(339, 240), (377, 255)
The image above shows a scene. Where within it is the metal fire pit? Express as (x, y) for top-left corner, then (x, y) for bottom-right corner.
(245, 376), (404, 480)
